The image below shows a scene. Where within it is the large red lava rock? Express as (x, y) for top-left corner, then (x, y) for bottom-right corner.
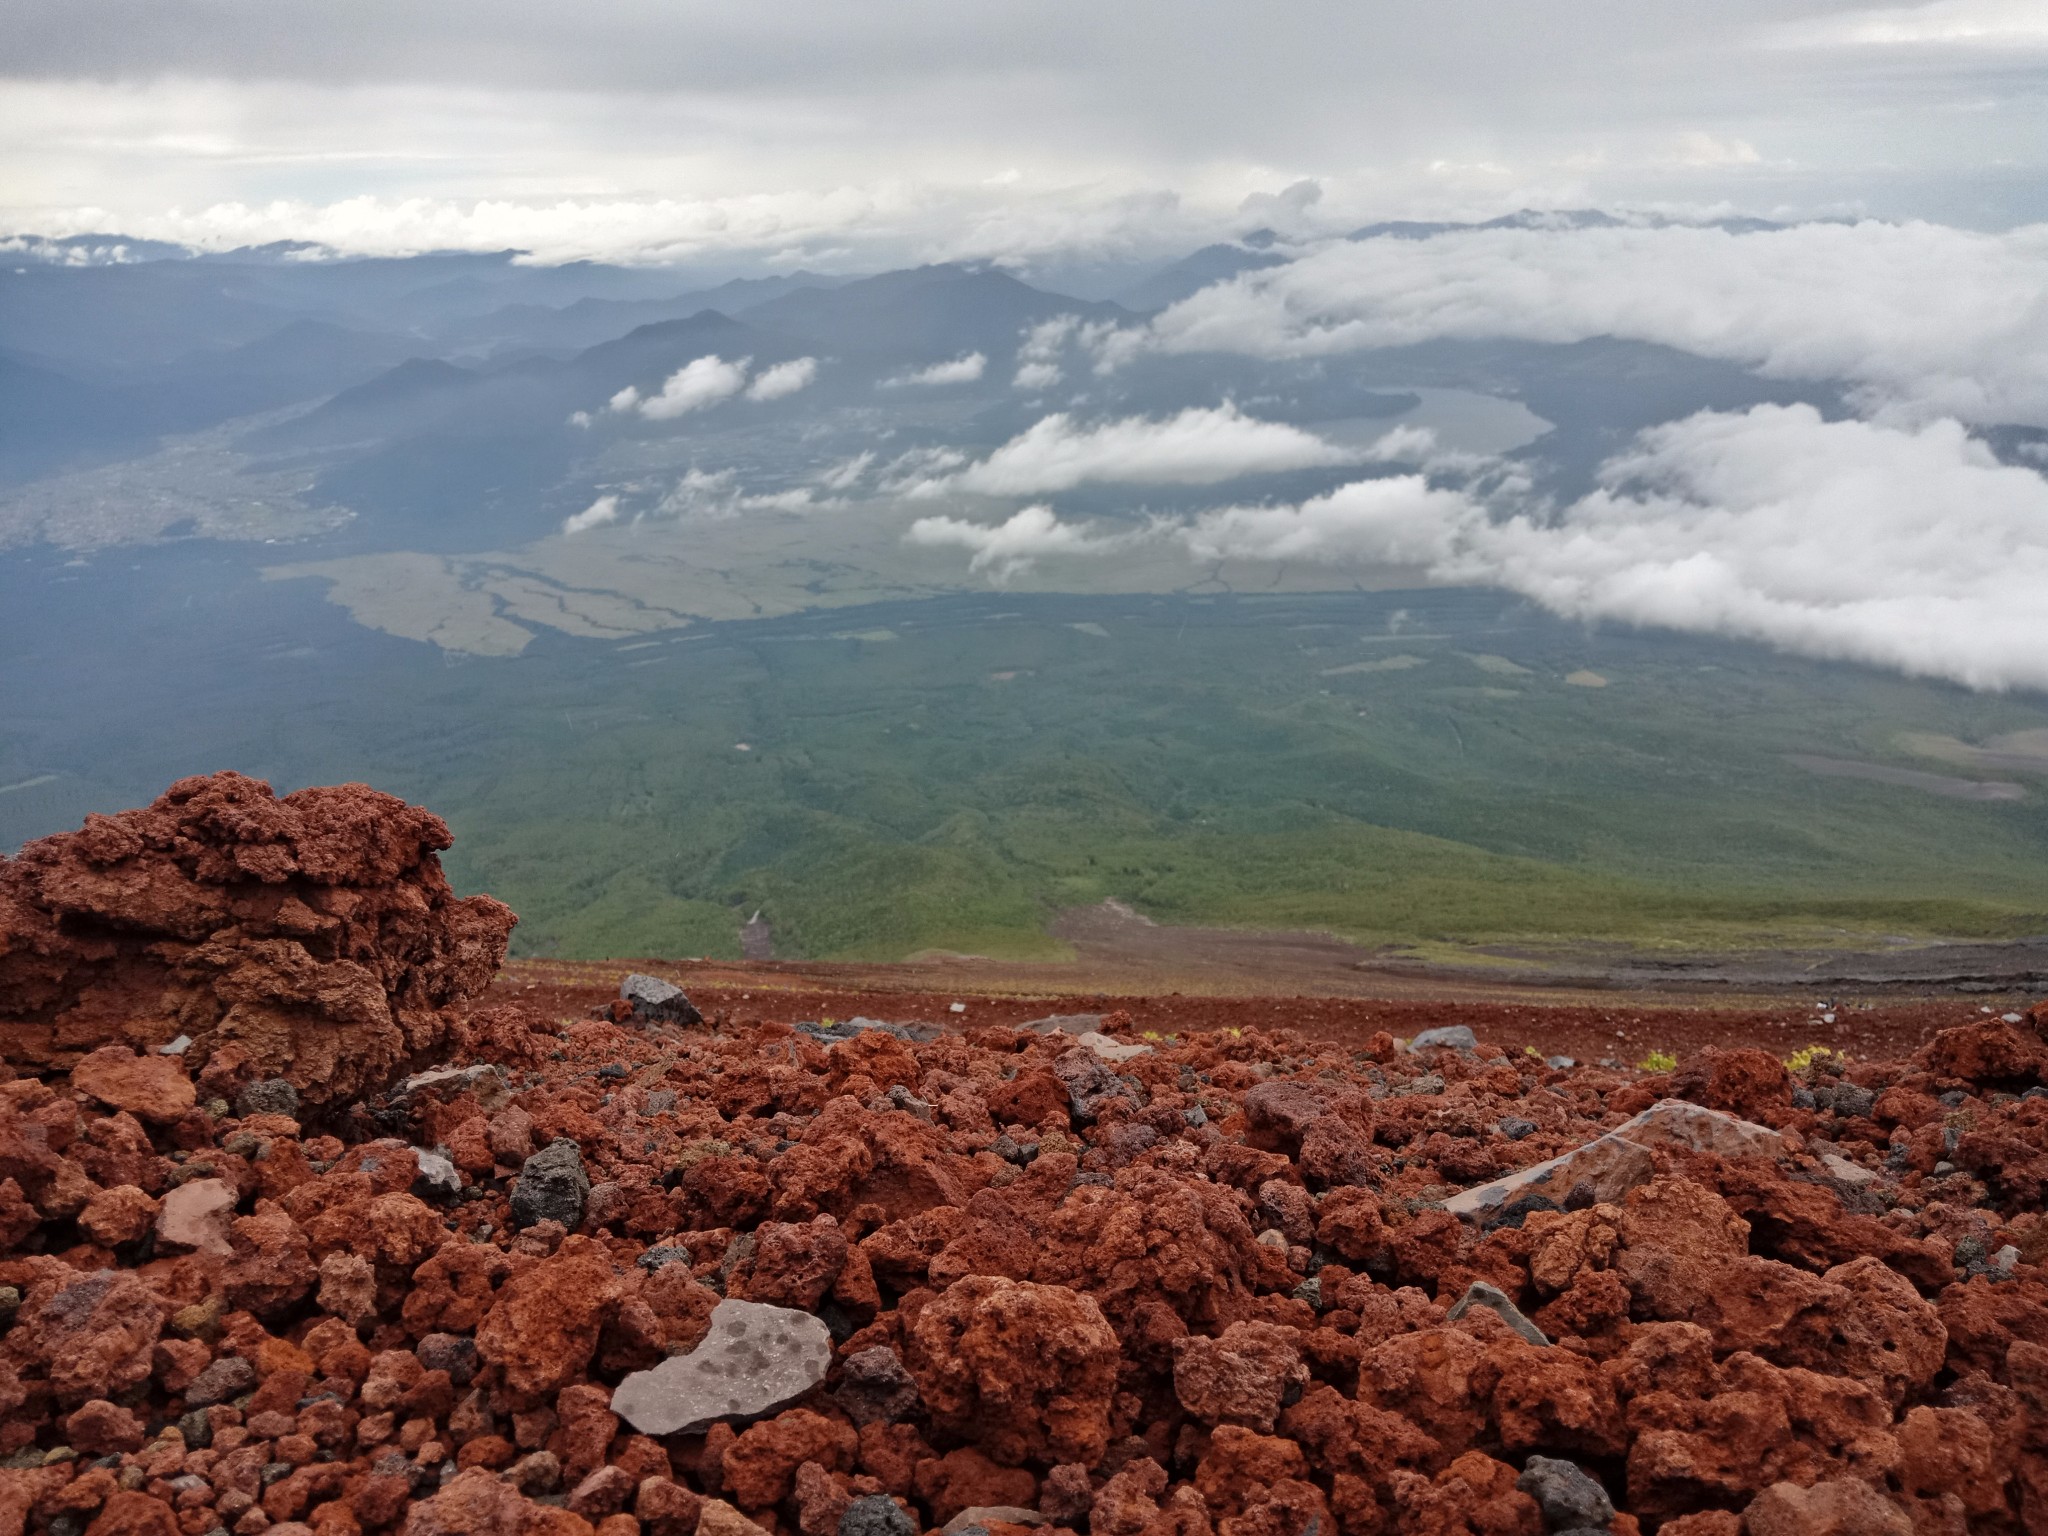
(0, 771), (514, 1105)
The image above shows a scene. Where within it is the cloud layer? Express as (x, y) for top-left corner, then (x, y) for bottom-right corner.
(1141, 220), (2048, 426)
(906, 404), (1359, 497)
(884, 353), (987, 388)
(908, 404), (2048, 691)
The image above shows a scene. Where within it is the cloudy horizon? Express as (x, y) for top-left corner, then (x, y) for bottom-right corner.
(6, 0), (2048, 268)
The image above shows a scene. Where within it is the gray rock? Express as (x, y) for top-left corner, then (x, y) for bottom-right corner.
(884, 1084), (934, 1121)
(417, 1334), (479, 1387)
(176, 1409), (213, 1448)
(389, 1064), (510, 1112)
(620, 973), (704, 1027)
(1546, 1055), (1575, 1070)
(796, 1016), (939, 1044)
(1498, 1117), (1538, 1141)
(1018, 1013), (1103, 1036)
(612, 1298), (834, 1435)
(511, 1139), (590, 1230)
(1515, 1456), (1614, 1531)
(1408, 1025), (1478, 1052)
(941, 1510), (1040, 1536)
(644, 1089), (678, 1115)
(235, 1079), (299, 1120)
(1445, 1281), (1549, 1347)
(412, 1148), (461, 1201)
(841, 1495), (917, 1536)
(1445, 1099), (1786, 1222)
(1052, 1045), (1138, 1123)
(638, 1245), (692, 1272)
(834, 1346), (921, 1425)
(1828, 1084), (1875, 1118)
(184, 1356), (257, 1407)
(158, 1035), (192, 1057)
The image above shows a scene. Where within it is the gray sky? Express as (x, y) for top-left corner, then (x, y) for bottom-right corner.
(4, 0), (2046, 262)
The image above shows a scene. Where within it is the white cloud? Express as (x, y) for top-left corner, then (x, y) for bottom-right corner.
(883, 353), (987, 388)
(908, 402), (1357, 497)
(745, 356), (819, 401)
(1781, 0), (2048, 46)
(1177, 476), (1474, 565)
(906, 404), (2048, 692)
(608, 385), (641, 412)
(906, 504), (1135, 580)
(1450, 405), (2048, 692)
(637, 354), (751, 418)
(1142, 221), (2048, 426)
(815, 450), (876, 491)
(562, 493), (621, 534)
(1013, 360), (1063, 390)
(657, 465), (834, 517)
(878, 446), (970, 491)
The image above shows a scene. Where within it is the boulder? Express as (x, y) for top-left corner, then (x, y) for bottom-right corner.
(611, 1298), (834, 1436)
(1445, 1099), (1785, 1221)
(620, 973), (704, 1027)
(0, 772), (514, 1105)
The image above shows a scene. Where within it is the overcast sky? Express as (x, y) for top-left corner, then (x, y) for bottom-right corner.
(4, 0), (2046, 263)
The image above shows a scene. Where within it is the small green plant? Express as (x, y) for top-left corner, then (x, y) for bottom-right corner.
(1785, 1044), (1847, 1074)
(1141, 1030), (1162, 1041)
(1637, 1049), (1678, 1073)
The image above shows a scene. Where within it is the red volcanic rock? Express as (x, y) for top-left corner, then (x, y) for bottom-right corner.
(1742, 1477), (1913, 1536)
(1917, 1016), (2046, 1084)
(475, 1238), (624, 1402)
(1, 886), (2045, 1535)
(69, 1046), (196, 1125)
(1670, 1047), (1792, 1119)
(8, 1268), (165, 1406)
(1173, 1321), (1308, 1432)
(402, 1467), (596, 1535)
(0, 772), (515, 1105)
(905, 1274), (1121, 1466)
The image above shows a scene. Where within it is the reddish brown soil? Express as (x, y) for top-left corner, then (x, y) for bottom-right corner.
(493, 956), (2015, 1069)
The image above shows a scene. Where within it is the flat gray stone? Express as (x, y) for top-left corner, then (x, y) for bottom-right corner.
(1445, 1280), (1549, 1346)
(391, 1064), (510, 1112)
(612, 1298), (834, 1435)
(235, 1078), (299, 1120)
(511, 1138), (590, 1230)
(621, 974), (704, 1026)
(842, 1497), (917, 1536)
(412, 1147), (462, 1200)
(1445, 1098), (1785, 1221)
(1516, 1456), (1615, 1530)
(1018, 1013), (1103, 1036)
(1408, 1025), (1478, 1052)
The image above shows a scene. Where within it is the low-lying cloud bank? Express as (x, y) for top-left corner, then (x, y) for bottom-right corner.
(909, 404), (2048, 693)
(1137, 220), (2048, 427)
(904, 404), (1359, 497)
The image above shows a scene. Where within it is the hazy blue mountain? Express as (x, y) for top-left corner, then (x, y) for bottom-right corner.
(1117, 241), (1292, 312)
(738, 263), (1127, 362)
(429, 272), (856, 354)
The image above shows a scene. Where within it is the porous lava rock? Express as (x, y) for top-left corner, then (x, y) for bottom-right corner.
(0, 771), (514, 1104)
(0, 839), (2044, 1535)
(904, 1275), (1121, 1466)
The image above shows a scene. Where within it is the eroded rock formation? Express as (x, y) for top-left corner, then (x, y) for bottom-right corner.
(0, 772), (514, 1106)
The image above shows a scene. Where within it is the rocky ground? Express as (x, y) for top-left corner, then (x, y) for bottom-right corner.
(3, 776), (2048, 1536)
